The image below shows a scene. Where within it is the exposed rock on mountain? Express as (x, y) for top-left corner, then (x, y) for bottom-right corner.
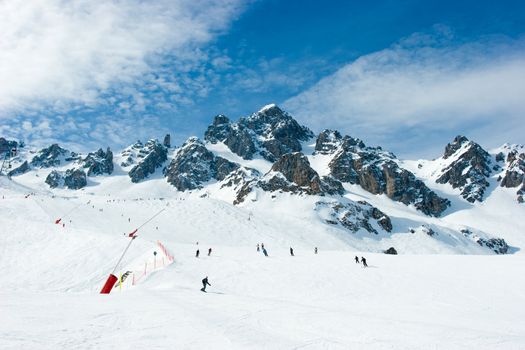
(163, 134), (171, 148)
(204, 115), (257, 160)
(325, 134), (449, 216)
(120, 141), (144, 167)
(31, 144), (78, 168)
(165, 137), (239, 191)
(460, 229), (508, 254)
(384, 247), (398, 255)
(314, 130), (365, 155)
(205, 105), (314, 162)
(435, 136), (492, 203)
(235, 153), (344, 204)
(82, 148), (113, 176)
(220, 167), (261, 191)
(45, 168), (87, 190)
(128, 140), (168, 183)
(8, 160), (30, 177)
(436, 136), (491, 203)
(499, 146), (525, 202)
(64, 169), (88, 189)
(45, 170), (63, 188)
(315, 200), (393, 235)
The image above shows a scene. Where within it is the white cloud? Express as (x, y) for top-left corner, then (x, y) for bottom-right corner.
(0, 0), (244, 113)
(284, 30), (525, 158)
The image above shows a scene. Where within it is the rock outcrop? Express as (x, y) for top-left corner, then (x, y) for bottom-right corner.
(128, 140), (168, 183)
(384, 247), (398, 255)
(205, 105), (314, 162)
(8, 160), (30, 176)
(64, 169), (87, 189)
(45, 168), (87, 189)
(435, 136), (492, 203)
(163, 134), (171, 148)
(45, 170), (63, 188)
(460, 229), (508, 254)
(497, 145), (525, 203)
(234, 152), (344, 204)
(82, 148), (113, 176)
(164, 137), (239, 191)
(325, 133), (449, 216)
(315, 200), (393, 235)
(31, 144), (78, 168)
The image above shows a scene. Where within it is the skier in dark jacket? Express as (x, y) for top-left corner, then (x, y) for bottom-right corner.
(355, 256), (359, 264)
(201, 276), (211, 292)
(208, 248), (212, 256)
(195, 249), (200, 258)
(290, 247), (294, 256)
(262, 247), (268, 257)
(257, 243), (260, 252)
(361, 257), (368, 267)
(314, 247), (318, 254)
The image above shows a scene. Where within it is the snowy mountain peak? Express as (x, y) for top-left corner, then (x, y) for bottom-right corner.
(3, 104), (524, 256)
(205, 105), (313, 162)
(435, 135), (492, 203)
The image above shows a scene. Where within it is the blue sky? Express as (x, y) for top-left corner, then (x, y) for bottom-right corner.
(0, 0), (524, 158)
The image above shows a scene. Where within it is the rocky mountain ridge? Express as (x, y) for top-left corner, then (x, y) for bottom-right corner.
(1, 105), (522, 254)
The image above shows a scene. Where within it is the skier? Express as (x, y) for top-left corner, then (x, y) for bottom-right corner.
(355, 256), (360, 264)
(201, 276), (211, 292)
(290, 247), (294, 256)
(208, 248), (212, 256)
(262, 247), (268, 257)
(195, 249), (200, 258)
(361, 257), (368, 267)
(257, 243), (260, 252)
(314, 247), (318, 254)
(261, 243), (265, 249)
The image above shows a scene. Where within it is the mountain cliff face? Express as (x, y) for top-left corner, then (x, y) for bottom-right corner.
(316, 130), (450, 216)
(496, 144), (525, 203)
(434, 136), (492, 203)
(127, 139), (168, 183)
(205, 104), (314, 162)
(234, 152), (344, 204)
(2, 104), (521, 255)
(164, 137), (239, 191)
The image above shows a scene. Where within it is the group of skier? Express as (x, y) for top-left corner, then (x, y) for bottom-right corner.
(199, 244), (370, 292)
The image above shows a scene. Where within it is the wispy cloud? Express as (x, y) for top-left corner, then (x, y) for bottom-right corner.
(0, 0), (244, 111)
(284, 27), (525, 158)
(0, 0), (245, 149)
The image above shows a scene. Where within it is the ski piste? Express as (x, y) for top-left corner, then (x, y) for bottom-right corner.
(100, 208), (166, 294)
(55, 200), (91, 225)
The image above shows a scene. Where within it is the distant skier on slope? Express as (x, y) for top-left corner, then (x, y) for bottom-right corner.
(208, 248), (212, 256)
(201, 276), (211, 292)
(361, 257), (368, 267)
(262, 247), (268, 257)
(257, 243), (260, 252)
(290, 247), (294, 256)
(355, 256), (359, 264)
(195, 249), (200, 258)
(314, 247), (318, 254)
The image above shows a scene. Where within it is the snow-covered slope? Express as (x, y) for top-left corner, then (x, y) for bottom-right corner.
(1, 178), (524, 349)
(1, 108), (525, 348)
